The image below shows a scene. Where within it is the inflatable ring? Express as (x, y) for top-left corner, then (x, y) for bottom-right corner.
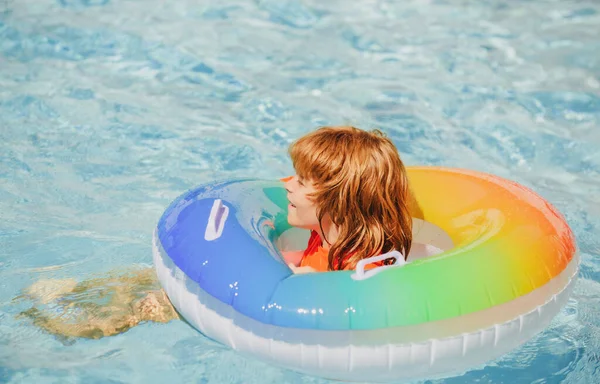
(152, 166), (577, 382)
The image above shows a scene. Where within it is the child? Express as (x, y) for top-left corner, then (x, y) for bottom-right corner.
(18, 126), (415, 339)
(283, 126), (413, 273)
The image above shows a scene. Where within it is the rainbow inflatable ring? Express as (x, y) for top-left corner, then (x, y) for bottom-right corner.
(152, 167), (577, 382)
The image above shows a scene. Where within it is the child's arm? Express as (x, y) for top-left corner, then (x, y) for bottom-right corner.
(281, 250), (304, 267)
(282, 251), (318, 274)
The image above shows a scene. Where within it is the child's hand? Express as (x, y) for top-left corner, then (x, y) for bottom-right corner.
(288, 263), (317, 274)
(282, 250), (304, 266)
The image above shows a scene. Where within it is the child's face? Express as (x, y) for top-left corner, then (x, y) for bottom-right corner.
(284, 175), (320, 230)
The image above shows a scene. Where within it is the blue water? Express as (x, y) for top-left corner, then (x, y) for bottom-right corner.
(1, 0), (599, 382)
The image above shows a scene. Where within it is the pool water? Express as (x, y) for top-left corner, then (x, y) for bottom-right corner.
(1, 0), (599, 383)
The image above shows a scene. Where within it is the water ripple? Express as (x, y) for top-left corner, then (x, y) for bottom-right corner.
(0, 0), (599, 383)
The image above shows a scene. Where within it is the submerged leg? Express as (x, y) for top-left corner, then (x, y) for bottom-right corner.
(18, 268), (180, 341)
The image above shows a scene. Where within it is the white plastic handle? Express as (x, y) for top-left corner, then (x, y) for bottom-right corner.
(204, 199), (229, 241)
(351, 250), (406, 281)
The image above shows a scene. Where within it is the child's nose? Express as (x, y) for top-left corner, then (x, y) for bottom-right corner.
(284, 179), (293, 193)
(285, 177), (299, 194)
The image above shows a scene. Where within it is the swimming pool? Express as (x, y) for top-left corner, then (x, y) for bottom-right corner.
(1, 0), (598, 382)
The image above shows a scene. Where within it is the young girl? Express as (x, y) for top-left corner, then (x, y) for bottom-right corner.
(283, 126), (413, 273)
(18, 126), (416, 339)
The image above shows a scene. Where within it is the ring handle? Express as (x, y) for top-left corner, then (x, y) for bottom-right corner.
(351, 250), (406, 281)
(204, 199), (229, 241)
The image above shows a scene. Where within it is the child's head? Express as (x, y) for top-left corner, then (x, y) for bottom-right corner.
(286, 126), (412, 270)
